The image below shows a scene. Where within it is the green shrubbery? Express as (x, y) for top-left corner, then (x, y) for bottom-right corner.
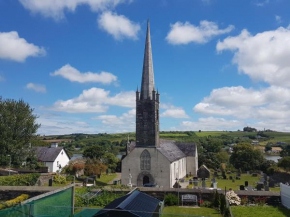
(53, 174), (66, 184)
(0, 173), (40, 186)
(164, 193), (178, 206)
(0, 194), (29, 210)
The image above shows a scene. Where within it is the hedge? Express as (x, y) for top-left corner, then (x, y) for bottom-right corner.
(0, 173), (40, 186)
(0, 194), (29, 210)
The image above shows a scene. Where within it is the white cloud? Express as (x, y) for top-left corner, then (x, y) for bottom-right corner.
(217, 27), (290, 87)
(0, 31), (45, 62)
(26, 83), (47, 93)
(98, 11), (140, 40)
(50, 64), (117, 84)
(161, 105), (189, 119)
(275, 15), (282, 23)
(254, 0), (270, 7)
(19, 0), (130, 20)
(94, 109), (135, 131)
(166, 20), (234, 45)
(52, 87), (135, 113)
(180, 117), (243, 131)
(193, 85), (290, 129)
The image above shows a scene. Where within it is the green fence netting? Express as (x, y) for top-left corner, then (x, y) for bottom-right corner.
(0, 187), (73, 217)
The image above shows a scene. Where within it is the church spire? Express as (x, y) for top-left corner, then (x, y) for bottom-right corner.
(140, 20), (155, 100)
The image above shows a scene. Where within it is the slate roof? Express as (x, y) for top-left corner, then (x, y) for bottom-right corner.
(157, 139), (186, 162)
(175, 142), (197, 157)
(35, 147), (64, 162)
(128, 139), (197, 162)
(94, 190), (161, 217)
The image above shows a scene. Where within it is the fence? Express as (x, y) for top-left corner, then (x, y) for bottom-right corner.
(0, 185), (73, 217)
(281, 183), (290, 209)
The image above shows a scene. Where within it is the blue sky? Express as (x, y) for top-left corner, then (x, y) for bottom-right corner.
(1, 0), (290, 134)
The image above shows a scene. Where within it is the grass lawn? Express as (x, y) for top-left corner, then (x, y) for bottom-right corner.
(231, 206), (290, 217)
(187, 173), (280, 191)
(95, 173), (117, 186)
(161, 206), (221, 217)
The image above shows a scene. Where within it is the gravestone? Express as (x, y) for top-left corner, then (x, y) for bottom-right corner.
(229, 176), (232, 180)
(197, 165), (210, 179)
(257, 183), (263, 191)
(202, 180), (206, 188)
(245, 181), (248, 187)
(265, 185), (269, 191)
(189, 179), (193, 185)
(247, 185), (253, 191)
(236, 176), (240, 180)
(223, 175), (227, 180)
(269, 181), (275, 188)
(193, 180), (199, 187)
(260, 178), (265, 182)
(263, 173), (267, 180)
(247, 171), (250, 175)
(240, 185), (245, 190)
(48, 178), (53, 187)
(211, 178), (216, 183)
(252, 173), (258, 177)
(264, 180), (268, 186)
(186, 174), (189, 178)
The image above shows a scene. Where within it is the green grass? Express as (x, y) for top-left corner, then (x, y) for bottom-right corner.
(187, 173), (280, 191)
(161, 206), (222, 217)
(95, 173), (117, 186)
(231, 206), (290, 217)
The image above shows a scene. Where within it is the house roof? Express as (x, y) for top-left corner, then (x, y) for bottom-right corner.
(175, 142), (197, 157)
(35, 147), (66, 162)
(94, 190), (161, 217)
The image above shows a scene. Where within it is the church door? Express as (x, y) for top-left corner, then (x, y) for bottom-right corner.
(143, 176), (150, 185)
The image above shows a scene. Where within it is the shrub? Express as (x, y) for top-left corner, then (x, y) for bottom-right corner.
(164, 193), (178, 206)
(200, 201), (213, 208)
(213, 190), (220, 208)
(0, 173), (40, 186)
(226, 190), (241, 205)
(0, 194), (29, 210)
(53, 174), (66, 184)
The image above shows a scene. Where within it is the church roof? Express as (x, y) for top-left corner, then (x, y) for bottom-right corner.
(158, 139), (186, 162)
(128, 139), (197, 162)
(175, 142), (197, 157)
(140, 20), (155, 100)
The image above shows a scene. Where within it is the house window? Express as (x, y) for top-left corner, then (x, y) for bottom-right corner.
(140, 150), (151, 170)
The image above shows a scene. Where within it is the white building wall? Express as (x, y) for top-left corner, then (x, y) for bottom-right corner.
(122, 147), (172, 188)
(281, 183), (290, 209)
(169, 158), (187, 187)
(44, 149), (70, 173)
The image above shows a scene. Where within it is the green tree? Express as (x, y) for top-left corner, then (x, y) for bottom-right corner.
(278, 156), (290, 172)
(83, 145), (105, 159)
(280, 145), (290, 157)
(229, 143), (265, 171)
(265, 144), (272, 152)
(102, 153), (119, 171)
(0, 97), (40, 166)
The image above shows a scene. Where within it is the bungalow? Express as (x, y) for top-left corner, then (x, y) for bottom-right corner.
(35, 143), (70, 172)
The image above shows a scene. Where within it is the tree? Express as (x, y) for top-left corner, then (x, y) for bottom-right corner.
(265, 144), (272, 152)
(83, 145), (105, 159)
(102, 153), (119, 171)
(280, 145), (290, 157)
(229, 143), (265, 171)
(243, 126), (257, 132)
(0, 97), (40, 166)
(278, 156), (290, 172)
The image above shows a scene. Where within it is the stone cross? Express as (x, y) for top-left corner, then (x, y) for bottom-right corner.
(128, 173), (133, 188)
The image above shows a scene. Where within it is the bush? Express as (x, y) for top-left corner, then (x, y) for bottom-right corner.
(0, 194), (29, 210)
(200, 201), (213, 208)
(0, 173), (40, 186)
(164, 193), (178, 206)
(66, 175), (74, 181)
(53, 174), (66, 184)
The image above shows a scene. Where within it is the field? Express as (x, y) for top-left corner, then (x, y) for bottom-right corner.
(231, 206), (290, 217)
(161, 206), (221, 217)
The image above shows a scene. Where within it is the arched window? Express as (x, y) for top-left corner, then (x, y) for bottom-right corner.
(140, 150), (151, 170)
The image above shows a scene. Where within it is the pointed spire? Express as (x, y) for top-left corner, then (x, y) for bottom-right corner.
(140, 20), (155, 100)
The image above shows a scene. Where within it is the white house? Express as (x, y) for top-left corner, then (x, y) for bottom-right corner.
(35, 144), (70, 172)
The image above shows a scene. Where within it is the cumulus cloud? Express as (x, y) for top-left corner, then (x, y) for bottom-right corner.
(180, 117), (243, 131)
(193, 85), (290, 131)
(275, 15), (282, 23)
(19, 0), (130, 20)
(160, 104), (189, 118)
(254, 0), (270, 7)
(26, 83), (47, 93)
(93, 109), (135, 131)
(217, 27), (290, 87)
(0, 31), (45, 62)
(98, 11), (140, 40)
(52, 87), (135, 113)
(166, 20), (234, 45)
(50, 64), (117, 84)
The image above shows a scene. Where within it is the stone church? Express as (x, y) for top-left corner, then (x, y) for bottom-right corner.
(121, 22), (198, 188)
